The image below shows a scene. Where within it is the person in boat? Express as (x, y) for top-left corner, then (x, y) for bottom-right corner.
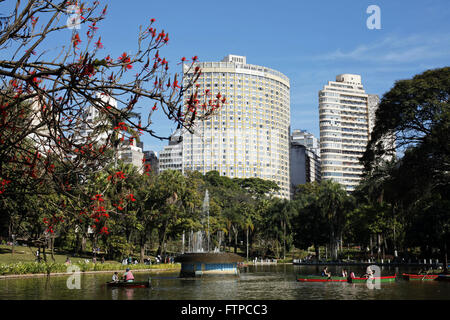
(341, 269), (347, 278)
(349, 271), (356, 279)
(112, 272), (119, 283)
(321, 267), (331, 279)
(123, 268), (135, 282)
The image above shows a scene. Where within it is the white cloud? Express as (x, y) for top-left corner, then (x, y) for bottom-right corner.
(315, 33), (450, 63)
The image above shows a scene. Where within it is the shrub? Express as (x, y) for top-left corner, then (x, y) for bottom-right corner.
(0, 261), (179, 275)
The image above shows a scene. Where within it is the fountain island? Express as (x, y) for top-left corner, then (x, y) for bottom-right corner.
(175, 190), (244, 277)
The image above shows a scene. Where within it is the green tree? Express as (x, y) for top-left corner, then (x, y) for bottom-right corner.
(362, 67), (450, 272)
(292, 182), (328, 261)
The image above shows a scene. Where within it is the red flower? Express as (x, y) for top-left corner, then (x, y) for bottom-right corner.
(118, 52), (132, 70)
(95, 37), (103, 49)
(31, 16), (39, 28)
(73, 33), (81, 49)
(92, 194), (104, 202)
(115, 171), (126, 179)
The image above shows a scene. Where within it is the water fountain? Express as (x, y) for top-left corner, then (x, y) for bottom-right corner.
(175, 189), (244, 277)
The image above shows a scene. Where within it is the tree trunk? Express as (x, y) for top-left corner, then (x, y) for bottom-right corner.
(182, 231), (185, 254)
(314, 244), (320, 261)
(377, 233), (381, 261)
(42, 245), (47, 262)
(249, 230), (255, 256)
(81, 236), (86, 253)
(9, 223), (14, 255)
(246, 228), (249, 262)
(140, 238), (145, 264)
(74, 232), (80, 255)
(234, 230), (237, 253)
(283, 220), (286, 260)
(92, 236), (97, 260)
(50, 236), (55, 262)
(443, 241), (448, 274)
(330, 229), (338, 260)
(370, 235), (373, 257)
(157, 223), (168, 256)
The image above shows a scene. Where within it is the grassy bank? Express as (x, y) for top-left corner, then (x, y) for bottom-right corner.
(0, 244), (91, 264)
(0, 244), (179, 276)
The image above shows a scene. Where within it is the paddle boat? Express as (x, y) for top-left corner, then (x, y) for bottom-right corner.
(106, 278), (151, 288)
(348, 274), (397, 283)
(401, 273), (439, 281)
(436, 274), (450, 282)
(296, 275), (347, 282)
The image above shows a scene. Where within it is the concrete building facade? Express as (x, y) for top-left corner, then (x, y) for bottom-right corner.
(79, 94), (144, 172)
(289, 130), (321, 197)
(319, 74), (379, 192)
(143, 150), (159, 175)
(159, 130), (183, 173)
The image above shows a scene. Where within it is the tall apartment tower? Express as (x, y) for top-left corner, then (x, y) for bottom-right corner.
(319, 74), (379, 192)
(182, 55), (291, 198)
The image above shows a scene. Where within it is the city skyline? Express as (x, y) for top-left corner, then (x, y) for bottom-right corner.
(95, 0), (447, 154)
(3, 1), (449, 156)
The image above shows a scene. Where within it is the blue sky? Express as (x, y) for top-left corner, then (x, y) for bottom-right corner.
(4, 0), (450, 154)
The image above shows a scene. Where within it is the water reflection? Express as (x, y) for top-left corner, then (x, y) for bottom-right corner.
(0, 265), (449, 300)
(111, 288), (119, 300)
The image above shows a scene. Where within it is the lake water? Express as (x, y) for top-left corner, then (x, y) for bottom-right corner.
(0, 264), (449, 300)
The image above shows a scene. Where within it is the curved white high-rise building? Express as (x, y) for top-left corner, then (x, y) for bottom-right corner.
(182, 55), (290, 198)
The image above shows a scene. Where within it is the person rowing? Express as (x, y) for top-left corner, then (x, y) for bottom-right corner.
(321, 267), (331, 279)
(123, 268), (135, 282)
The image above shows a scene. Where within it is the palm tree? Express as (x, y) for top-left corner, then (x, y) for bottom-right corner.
(318, 180), (350, 261)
